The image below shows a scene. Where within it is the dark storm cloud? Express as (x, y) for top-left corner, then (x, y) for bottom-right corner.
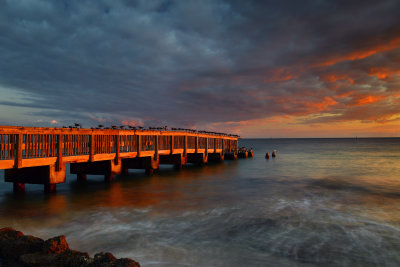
(0, 0), (399, 130)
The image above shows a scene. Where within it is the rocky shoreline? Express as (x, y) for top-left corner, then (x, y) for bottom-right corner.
(0, 227), (140, 266)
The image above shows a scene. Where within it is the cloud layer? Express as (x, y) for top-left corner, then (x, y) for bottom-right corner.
(0, 0), (399, 137)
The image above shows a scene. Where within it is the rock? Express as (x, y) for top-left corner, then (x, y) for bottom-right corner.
(0, 227), (140, 267)
(43, 235), (69, 254)
(90, 252), (140, 267)
(70, 249), (90, 259)
(20, 252), (61, 266)
(0, 227), (24, 239)
(0, 227), (44, 262)
(113, 258), (141, 267)
(92, 252), (117, 265)
(21, 250), (92, 267)
(66, 250), (92, 266)
(89, 252), (140, 267)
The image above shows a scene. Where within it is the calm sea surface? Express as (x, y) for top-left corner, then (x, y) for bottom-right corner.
(1, 138), (400, 266)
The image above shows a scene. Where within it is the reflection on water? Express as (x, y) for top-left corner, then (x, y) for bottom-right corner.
(0, 138), (400, 266)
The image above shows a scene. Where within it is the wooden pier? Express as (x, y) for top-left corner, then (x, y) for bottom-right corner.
(0, 126), (239, 193)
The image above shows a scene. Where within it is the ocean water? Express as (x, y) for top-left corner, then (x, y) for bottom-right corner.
(1, 138), (400, 266)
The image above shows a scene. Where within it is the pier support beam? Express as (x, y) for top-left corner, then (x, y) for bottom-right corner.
(187, 153), (208, 166)
(208, 153), (224, 162)
(70, 159), (122, 183)
(5, 164), (66, 193)
(159, 154), (187, 170)
(224, 152), (237, 160)
(122, 156), (159, 175)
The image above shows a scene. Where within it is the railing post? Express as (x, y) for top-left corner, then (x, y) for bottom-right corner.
(205, 137), (208, 156)
(195, 136), (198, 153)
(214, 138), (216, 153)
(56, 134), (63, 171)
(89, 134), (95, 162)
(170, 136), (174, 154)
(184, 136), (187, 156)
(236, 139), (238, 153)
(14, 134), (23, 168)
(137, 135), (141, 157)
(154, 136), (158, 160)
(115, 134), (120, 165)
(222, 138), (225, 154)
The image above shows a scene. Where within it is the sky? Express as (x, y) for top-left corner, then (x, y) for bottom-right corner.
(0, 0), (399, 138)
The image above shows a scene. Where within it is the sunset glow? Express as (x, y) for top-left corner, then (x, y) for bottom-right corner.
(0, 1), (399, 137)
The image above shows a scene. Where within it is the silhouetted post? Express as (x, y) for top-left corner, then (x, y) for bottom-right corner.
(205, 138), (208, 156)
(13, 182), (25, 194)
(137, 135), (141, 157)
(184, 136), (187, 157)
(89, 134), (95, 162)
(57, 134), (63, 171)
(170, 136), (174, 155)
(14, 134), (22, 169)
(44, 183), (56, 193)
(115, 134), (120, 165)
(154, 136), (159, 160)
(145, 168), (154, 175)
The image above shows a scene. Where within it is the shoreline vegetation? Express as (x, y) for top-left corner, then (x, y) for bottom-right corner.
(0, 227), (140, 266)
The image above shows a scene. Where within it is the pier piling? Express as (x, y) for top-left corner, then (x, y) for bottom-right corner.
(13, 182), (25, 194)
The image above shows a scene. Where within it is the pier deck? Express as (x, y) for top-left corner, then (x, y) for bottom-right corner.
(0, 126), (239, 193)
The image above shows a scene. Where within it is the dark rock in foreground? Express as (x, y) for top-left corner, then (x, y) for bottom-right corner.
(0, 227), (140, 267)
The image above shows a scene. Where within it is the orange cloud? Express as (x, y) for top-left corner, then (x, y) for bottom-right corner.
(351, 95), (384, 106)
(264, 115), (293, 124)
(322, 74), (354, 84)
(121, 120), (142, 127)
(368, 67), (400, 80)
(374, 72), (387, 79)
(316, 37), (400, 67)
(332, 92), (386, 107)
(269, 95), (338, 116)
(337, 91), (354, 98)
(306, 96), (338, 112)
(264, 67), (299, 82)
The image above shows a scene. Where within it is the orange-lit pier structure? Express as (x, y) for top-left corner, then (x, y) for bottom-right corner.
(0, 126), (239, 193)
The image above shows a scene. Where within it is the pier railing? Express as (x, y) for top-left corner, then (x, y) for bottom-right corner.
(0, 126), (239, 170)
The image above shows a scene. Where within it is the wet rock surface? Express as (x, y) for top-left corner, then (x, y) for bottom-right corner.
(0, 227), (140, 267)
